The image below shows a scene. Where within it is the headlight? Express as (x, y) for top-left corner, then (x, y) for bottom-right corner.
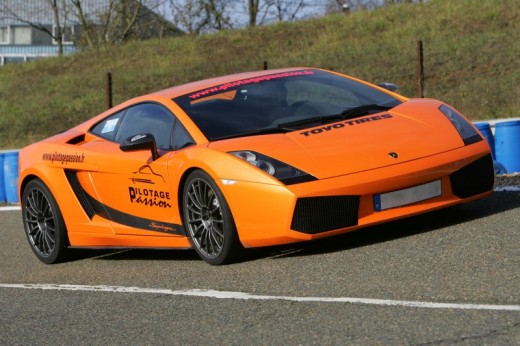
(229, 150), (316, 185)
(439, 104), (482, 145)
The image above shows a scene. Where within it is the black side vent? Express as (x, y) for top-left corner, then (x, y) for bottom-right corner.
(67, 134), (86, 145)
(450, 154), (494, 198)
(291, 195), (359, 234)
(64, 170), (96, 219)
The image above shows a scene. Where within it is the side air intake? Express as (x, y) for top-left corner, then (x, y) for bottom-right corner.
(64, 170), (96, 219)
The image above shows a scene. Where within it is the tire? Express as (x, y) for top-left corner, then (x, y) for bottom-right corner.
(22, 179), (69, 264)
(182, 170), (242, 265)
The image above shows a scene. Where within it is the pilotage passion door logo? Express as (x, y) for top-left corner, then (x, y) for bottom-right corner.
(128, 165), (172, 209)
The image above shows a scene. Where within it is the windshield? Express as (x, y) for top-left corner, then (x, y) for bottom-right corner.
(173, 69), (402, 140)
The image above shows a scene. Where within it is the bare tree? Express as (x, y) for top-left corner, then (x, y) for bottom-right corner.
(268, 0), (306, 22)
(83, 0), (143, 46)
(170, 0), (209, 34)
(326, 0), (426, 14)
(72, 0), (176, 48)
(205, 0), (232, 30)
(168, 0), (312, 31)
(248, 0), (260, 26)
(386, 0), (423, 4)
(169, 0), (231, 33)
(245, 0), (296, 27)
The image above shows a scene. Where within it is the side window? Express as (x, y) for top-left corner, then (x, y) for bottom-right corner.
(90, 110), (125, 142)
(115, 103), (174, 150)
(172, 121), (195, 150)
(91, 103), (195, 151)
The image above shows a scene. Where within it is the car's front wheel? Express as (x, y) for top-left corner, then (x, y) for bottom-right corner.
(22, 179), (69, 264)
(182, 170), (242, 265)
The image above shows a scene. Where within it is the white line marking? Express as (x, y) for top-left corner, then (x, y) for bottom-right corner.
(0, 205), (22, 211)
(1, 283), (519, 312)
(494, 186), (520, 192)
(0, 206), (20, 211)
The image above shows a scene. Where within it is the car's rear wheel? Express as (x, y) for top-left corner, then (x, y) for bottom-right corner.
(22, 179), (69, 264)
(182, 170), (242, 265)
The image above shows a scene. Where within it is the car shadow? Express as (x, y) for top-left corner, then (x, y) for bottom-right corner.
(67, 247), (200, 262)
(69, 191), (519, 264)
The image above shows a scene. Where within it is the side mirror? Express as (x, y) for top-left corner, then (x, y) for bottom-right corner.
(377, 82), (399, 92)
(120, 133), (158, 160)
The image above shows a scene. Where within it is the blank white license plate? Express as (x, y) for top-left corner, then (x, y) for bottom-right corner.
(374, 180), (442, 211)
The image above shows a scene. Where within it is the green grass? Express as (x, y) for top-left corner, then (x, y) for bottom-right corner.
(1, 0), (519, 149)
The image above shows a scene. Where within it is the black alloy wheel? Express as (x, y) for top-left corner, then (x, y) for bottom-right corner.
(183, 170), (242, 265)
(22, 179), (69, 264)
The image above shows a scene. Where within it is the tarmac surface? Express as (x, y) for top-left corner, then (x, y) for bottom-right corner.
(1, 188), (519, 344)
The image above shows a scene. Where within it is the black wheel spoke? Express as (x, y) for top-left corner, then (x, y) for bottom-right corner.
(43, 231), (55, 251)
(188, 190), (203, 210)
(186, 202), (202, 216)
(193, 223), (204, 237)
(26, 202), (39, 219)
(211, 224), (224, 239)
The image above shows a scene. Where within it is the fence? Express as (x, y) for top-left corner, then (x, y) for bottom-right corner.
(0, 0), (176, 65)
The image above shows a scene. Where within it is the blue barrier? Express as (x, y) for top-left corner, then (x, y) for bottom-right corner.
(495, 120), (520, 173)
(0, 152), (6, 202)
(474, 122), (495, 159)
(3, 150), (19, 203)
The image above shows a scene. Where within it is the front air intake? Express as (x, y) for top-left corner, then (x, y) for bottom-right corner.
(291, 195), (359, 234)
(450, 154), (494, 198)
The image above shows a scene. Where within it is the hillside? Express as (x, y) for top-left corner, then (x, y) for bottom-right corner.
(0, 0), (519, 148)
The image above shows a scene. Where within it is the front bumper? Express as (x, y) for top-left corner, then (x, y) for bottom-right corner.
(221, 143), (493, 248)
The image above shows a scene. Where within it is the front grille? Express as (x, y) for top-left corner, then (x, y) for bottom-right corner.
(450, 154), (494, 198)
(291, 195), (359, 234)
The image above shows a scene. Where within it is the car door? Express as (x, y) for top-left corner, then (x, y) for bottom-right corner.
(86, 102), (187, 237)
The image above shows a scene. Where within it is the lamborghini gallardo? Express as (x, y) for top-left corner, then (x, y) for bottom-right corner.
(18, 68), (494, 265)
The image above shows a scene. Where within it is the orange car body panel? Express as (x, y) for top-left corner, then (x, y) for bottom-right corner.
(18, 68), (493, 250)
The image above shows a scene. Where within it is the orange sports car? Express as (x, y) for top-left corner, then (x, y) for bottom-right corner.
(18, 68), (494, 265)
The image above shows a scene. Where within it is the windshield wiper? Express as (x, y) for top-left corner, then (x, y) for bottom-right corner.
(275, 104), (393, 129)
(213, 104), (396, 140)
(212, 126), (293, 141)
(274, 115), (342, 129)
(340, 104), (393, 119)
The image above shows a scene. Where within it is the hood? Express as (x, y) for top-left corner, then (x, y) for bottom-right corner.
(210, 99), (466, 179)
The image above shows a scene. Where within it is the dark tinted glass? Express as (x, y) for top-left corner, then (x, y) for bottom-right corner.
(90, 110), (125, 141)
(90, 103), (196, 151)
(173, 69), (401, 140)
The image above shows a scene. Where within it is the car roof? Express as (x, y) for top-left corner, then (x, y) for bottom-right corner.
(148, 67), (314, 99)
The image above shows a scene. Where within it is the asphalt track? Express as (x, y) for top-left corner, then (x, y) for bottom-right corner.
(1, 191), (519, 345)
